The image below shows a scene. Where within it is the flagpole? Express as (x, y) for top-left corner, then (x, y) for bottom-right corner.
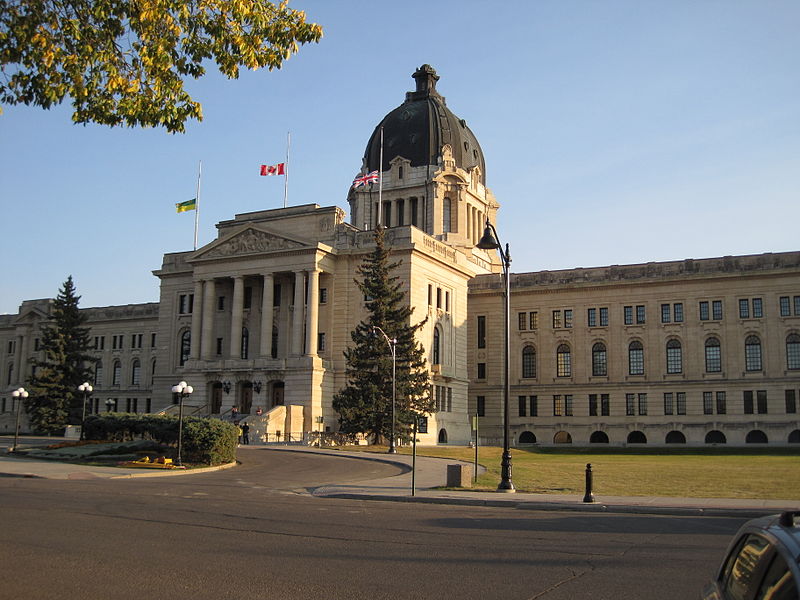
(284, 131), (290, 209)
(377, 126), (383, 227)
(194, 160), (202, 251)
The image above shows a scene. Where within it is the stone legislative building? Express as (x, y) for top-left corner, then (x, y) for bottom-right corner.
(2, 65), (799, 447)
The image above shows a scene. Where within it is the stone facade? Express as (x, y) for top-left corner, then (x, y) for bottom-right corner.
(2, 65), (798, 445)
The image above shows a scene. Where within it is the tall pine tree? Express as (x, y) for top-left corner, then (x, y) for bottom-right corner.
(26, 276), (95, 434)
(333, 227), (433, 444)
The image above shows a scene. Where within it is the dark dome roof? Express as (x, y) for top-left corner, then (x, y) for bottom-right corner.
(363, 65), (486, 184)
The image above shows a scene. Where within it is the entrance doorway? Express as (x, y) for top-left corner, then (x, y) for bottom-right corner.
(240, 382), (253, 414)
(271, 381), (285, 407)
(211, 382), (223, 414)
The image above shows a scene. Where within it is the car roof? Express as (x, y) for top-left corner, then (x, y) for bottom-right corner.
(740, 511), (800, 566)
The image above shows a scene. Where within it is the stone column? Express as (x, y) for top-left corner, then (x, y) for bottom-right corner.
(230, 276), (244, 359)
(305, 269), (320, 356)
(201, 279), (216, 360)
(259, 273), (274, 357)
(14, 333), (24, 385)
(291, 270), (306, 356)
(189, 279), (203, 359)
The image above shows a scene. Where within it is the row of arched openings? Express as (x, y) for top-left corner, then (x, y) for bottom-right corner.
(517, 430), (800, 444)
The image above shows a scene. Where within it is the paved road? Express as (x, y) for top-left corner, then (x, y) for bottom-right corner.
(0, 447), (744, 599)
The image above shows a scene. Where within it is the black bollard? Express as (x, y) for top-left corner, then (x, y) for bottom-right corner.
(583, 463), (595, 503)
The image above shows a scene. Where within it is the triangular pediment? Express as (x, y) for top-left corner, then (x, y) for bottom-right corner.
(191, 226), (309, 261)
(14, 302), (52, 325)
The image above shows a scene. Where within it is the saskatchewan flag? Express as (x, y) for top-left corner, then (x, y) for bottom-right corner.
(176, 198), (197, 213)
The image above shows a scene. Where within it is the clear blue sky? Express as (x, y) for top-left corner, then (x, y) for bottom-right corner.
(1, 1), (798, 314)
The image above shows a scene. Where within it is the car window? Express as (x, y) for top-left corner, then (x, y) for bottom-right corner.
(756, 553), (797, 600)
(724, 534), (771, 600)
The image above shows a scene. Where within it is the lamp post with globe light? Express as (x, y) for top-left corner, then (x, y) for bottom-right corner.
(11, 387), (29, 453)
(171, 381), (193, 467)
(78, 382), (93, 441)
(476, 219), (515, 493)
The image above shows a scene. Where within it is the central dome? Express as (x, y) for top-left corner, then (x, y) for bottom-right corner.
(363, 65), (486, 184)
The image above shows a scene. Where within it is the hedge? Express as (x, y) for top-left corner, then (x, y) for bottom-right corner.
(83, 413), (237, 465)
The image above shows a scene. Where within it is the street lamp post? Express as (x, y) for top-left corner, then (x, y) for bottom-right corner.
(373, 326), (397, 454)
(78, 382), (93, 441)
(11, 387), (28, 453)
(171, 381), (193, 467)
(477, 219), (515, 492)
(105, 399), (114, 413)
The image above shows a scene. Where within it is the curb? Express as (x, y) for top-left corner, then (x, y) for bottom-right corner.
(109, 460), (238, 478)
(316, 491), (777, 518)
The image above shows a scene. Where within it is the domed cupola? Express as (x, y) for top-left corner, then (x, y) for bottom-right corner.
(362, 64), (486, 183)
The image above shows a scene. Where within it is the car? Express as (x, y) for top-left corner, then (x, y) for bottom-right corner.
(702, 511), (799, 600)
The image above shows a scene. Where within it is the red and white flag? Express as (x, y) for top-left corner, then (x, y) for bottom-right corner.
(260, 163), (285, 176)
(352, 170), (379, 188)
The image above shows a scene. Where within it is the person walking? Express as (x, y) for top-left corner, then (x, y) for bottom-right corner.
(242, 422), (250, 445)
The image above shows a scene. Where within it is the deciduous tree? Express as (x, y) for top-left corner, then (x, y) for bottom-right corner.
(0, 0), (322, 132)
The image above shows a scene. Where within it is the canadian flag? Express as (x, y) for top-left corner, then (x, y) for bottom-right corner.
(260, 163), (285, 176)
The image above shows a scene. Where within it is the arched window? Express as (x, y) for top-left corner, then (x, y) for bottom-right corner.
(789, 430), (800, 444)
(179, 330), (191, 366)
(553, 431), (572, 444)
(150, 359), (157, 385)
(556, 344), (571, 377)
(590, 431), (609, 444)
(745, 335), (762, 371)
(705, 337), (721, 372)
(666, 339), (682, 374)
(628, 341), (644, 375)
(241, 327), (249, 359)
(592, 342), (607, 376)
(665, 431), (686, 444)
(131, 360), (141, 386)
(705, 430), (726, 444)
(746, 430), (768, 444)
(432, 327), (441, 365)
(786, 334), (800, 370)
(627, 431), (647, 444)
(521, 345), (536, 378)
(438, 428), (448, 444)
(442, 198), (452, 233)
(112, 360), (121, 386)
(519, 431), (536, 444)
(95, 361), (103, 387)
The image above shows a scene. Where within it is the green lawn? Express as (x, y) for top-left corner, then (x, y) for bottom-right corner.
(339, 445), (800, 500)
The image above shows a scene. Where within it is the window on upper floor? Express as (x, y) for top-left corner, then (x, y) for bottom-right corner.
(521, 346), (536, 378)
(432, 327), (441, 365)
(131, 360), (141, 386)
(705, 337), (722, 373)
(179, 331), (191, 366)
(476, 315), (486, 348)
(624, 305), (633, 325)
(556, 344), (571, 377)
(745, 335), (762, 371)
(628, 341), (644, 375)
(666, 339), (682, 374)
(786, 334), (800, 370)
(591, 342), (607, 377)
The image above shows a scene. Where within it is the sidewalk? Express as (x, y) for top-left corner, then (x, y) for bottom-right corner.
(1, 445), (797, 518)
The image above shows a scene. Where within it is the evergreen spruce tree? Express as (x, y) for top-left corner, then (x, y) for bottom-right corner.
(333, 227), (433, 444)
(26, 276), (95, 434)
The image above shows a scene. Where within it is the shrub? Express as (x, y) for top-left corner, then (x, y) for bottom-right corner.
(82, 413), (237, 465)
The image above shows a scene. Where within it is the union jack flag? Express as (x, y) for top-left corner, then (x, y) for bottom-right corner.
(352, 170), (379, 188)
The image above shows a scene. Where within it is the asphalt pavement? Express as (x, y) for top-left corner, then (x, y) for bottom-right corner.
(1, 441), (797, 518)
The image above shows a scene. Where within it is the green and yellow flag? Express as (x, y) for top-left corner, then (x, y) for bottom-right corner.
(176, 198), (197, 213)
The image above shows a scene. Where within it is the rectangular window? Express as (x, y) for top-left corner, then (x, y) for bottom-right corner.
(530, 395), (538, 417)
(638, 393), (648, 415)
(319, 288), (328, 304)
(564, 309), (573, 329)
(564, 394), (573, 416)
(447, 387), (452, 412)
(712, 300), (723, 320)
(599, 307), (609, 327)
(552, 310), (562, 329)
(553, 395), (562, 417)
(151, 333), (156, 348)
(436, 287), (442, 309)
(476, 396), (485, 417)
(756, 390), (767, 414)
(529, 312), (538, 330)
(752, 298), (763, 318)
(739, 299), (749, 319)
(518, 396), (527, 417)
(703, 391), (713, 415)
(743, 390), (754, 414)
(243, 286), (253, 309)
(588, 308), (597, 328)
(317, 333), (326, 352)
(216, 338), (223, 355)
(664, 392), (674, 415)
(8, 340), (15, 354)
(786, 390), (797, 414)
(716, 391), (726, 415)
(218, 296), (225, 311)
(427, 284), (432, 306)
(34, 338), (40, 351)
(274, 284), (281, 307)
(661, 304), (671, 323)
(795, 296), (800, 316)
(601, 394), (610, 416)
(477, 316), (486, 349)
(626, 393), (635, 416)
(589, 394), (598, 416)
(477, 363), (486, 379)
(178, 294), (189, 314)
(624, 305), (633, 325)
(780, 296), (791, 317)
(518, 312), (527, 330)
(636, 305), (646, 324)
(676, 392), (686, 415)
(445, 291), (450, 313)
(674, 303), (683, 323)
(699, 301), (709, 321)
